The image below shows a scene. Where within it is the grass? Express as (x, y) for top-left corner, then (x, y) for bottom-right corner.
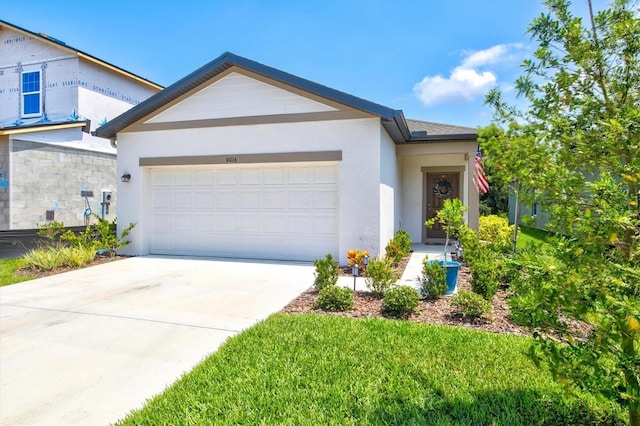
(517, 226), (555, 252)
(117, 314), (623, 425)
(0, 258), (34, 287)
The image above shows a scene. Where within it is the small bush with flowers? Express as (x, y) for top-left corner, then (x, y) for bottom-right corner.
(347, 249), (369, 267)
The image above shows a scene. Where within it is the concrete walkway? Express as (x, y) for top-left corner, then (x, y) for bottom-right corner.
(0, 256), (314, 426)
(337, 243), (450, 291)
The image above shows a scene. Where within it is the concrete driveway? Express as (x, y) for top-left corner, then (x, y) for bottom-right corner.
(0, 256), (313, 425)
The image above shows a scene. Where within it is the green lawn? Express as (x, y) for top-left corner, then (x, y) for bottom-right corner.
(117, 314), (623, 425)
(0, 258), (33, 286)
(517, 226), (555, 252)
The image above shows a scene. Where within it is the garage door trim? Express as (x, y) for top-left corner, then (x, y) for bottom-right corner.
(140, 150), (342, 167)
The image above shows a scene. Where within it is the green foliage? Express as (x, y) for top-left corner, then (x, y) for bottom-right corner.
(23, 248), (65, 271)
(61, 226), (96, 249)
(364, 257), (399, 297)
(419, 259), (447, 299)
(479, 215), (514, 252)
(425, 198), (468, 257)
(117, 314), (625, 425)
(313, 253), (339, 291)
(382, 285), (421, 318)
(451, 290), (492, 319)
(314, 285), (354, 312)
(0, 258), (33, 286)
(36, 221), (65, 242)
(92, 216), (135, 258)
(23, 246), (96, 271)
(385, 229), (412, 264)
(458, 224), (481, 262)
(468, 248), (502, 301)
(59, 246), (96, 268)
(484, 0), (640, 421)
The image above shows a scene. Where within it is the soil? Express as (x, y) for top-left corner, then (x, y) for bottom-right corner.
(283, 258), (532, 337)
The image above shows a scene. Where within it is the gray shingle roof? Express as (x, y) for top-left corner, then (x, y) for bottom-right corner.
(406, 119), (476, 136)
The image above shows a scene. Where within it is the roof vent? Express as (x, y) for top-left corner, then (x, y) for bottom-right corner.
(411, 130), (428, 137)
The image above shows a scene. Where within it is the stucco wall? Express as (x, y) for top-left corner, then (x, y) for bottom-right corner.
(116, 117), (383, 264)
(8, 140), (117, 229)
(0, 138), (9, 229)
(379, 127), (400, 251)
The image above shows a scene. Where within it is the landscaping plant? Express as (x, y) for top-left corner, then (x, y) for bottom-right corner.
(313, 253), (339, 291)
(451, 290), (492, 319)
(483, 0), (640, 423)
(364, 257), (399, 297)
(382, 285), (421, 318)
(479, 215), (514, 252)
(419, 258), (447, 299)
(346, 249), (369, 267)
(385, 229), (412, 264)
(468, 248), (502, 301)
(314, 285), (354, 312)
(425, 198), (468, 259)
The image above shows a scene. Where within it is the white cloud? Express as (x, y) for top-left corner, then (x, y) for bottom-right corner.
(414, 43), (522, 106)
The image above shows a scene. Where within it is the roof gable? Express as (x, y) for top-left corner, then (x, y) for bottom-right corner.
(145, 71), (339, 125)
(96, 52), (410, 141)
(0, 20), (162, 91)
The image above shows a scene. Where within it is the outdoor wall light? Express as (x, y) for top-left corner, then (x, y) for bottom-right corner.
(121, 172), (131, 183)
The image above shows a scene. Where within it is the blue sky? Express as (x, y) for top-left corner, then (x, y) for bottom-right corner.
(3, 1), (568, 128)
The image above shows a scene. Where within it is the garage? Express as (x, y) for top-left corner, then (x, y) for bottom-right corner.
(148, 162), (339, 261)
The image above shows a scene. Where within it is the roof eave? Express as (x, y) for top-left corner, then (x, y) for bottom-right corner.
(95, 52), (404, 140)
(404, 133), (478, 143)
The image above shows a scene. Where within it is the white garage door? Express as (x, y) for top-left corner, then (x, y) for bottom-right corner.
(149, 163), (338, 261)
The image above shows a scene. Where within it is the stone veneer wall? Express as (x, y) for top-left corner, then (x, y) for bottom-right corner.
(0, 138), (9, 229)
(9, 140), (117, 229)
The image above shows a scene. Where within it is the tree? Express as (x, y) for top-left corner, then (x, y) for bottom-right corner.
(484, 0), (640, 424)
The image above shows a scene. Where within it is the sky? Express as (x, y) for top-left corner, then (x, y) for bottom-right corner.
(2, 1), (599, 128)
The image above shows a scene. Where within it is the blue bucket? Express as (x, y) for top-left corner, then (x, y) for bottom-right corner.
(438, 260), (461, 295)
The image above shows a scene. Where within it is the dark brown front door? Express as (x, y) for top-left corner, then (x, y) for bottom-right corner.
(425, 173), (460, 239)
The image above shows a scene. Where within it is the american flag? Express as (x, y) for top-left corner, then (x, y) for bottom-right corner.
(473, 145), (489, 194)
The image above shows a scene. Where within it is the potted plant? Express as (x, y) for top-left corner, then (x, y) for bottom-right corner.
(425, 198), (467, 295)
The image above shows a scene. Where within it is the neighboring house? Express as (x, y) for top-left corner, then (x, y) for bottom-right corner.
(0, 20), (162, 230)
(96, 52), (479, 263)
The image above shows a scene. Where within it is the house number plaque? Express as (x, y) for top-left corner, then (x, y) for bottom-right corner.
(226, 156), (238, 163)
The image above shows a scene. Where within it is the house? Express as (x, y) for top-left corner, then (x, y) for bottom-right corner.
(96, 52), (478, 264)
(0, 20), (162, 230)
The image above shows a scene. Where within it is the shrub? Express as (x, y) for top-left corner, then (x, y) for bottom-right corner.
(419, 259), (447, 299)
(365, 257), (399, 297)
(385, 229), (412, 264)
(23, 248), (64, 271)
(347, 249), (369, 266)
(451, 290), (492, 319)
(36, 221), (65, 244)
(93, 216), (136, 257)
(59, 246), (96, 268)
(457, 225), (480, 262)
(313, 254), (340, 291)
(61, 226), (97, 249)
(469, 249), (502, 300)
(479, 215), (514, 252)
(314, 285), (354, 311)
(382, 285), (421, 318)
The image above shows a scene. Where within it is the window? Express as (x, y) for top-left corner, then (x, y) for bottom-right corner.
(21, 70), (42, 117)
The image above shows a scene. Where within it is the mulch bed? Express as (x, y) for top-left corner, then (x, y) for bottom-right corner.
(283, 260), (532, 337)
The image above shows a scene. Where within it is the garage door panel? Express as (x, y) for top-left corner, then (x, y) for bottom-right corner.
(149, 163), (338, 261)
(263, 191), (286, 209)
(239, 191), (261, 209)
(314, 165), (339, 183)
(314, 215), (338, 234)
(174, 192), (193, 209)
(288, 191), (312, 209)
(314, 191), (338, 209)
(263, 215), (287, 233)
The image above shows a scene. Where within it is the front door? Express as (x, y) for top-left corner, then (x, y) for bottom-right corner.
(425, 173), (460, 239)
